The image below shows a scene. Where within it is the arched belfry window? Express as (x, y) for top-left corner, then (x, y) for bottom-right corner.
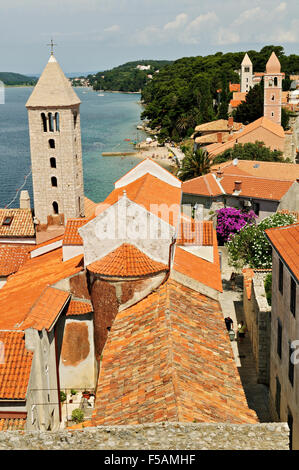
(274, 77), (278, 86)
(50, 157), (56, 169)
(41, 113), (47, 132)
(51, 176), (57, 187)
(55, 112), (60, 132)
(49, 139), (55, 149)
(52, 201), (59, 214)
(48, 113), (54, 132)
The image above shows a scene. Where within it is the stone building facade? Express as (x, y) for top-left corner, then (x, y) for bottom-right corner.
(265, 225), (299, 450)
(26, 54), (85, 225)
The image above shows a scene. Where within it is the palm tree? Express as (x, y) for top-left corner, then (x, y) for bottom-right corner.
(178, 147), (212, 181)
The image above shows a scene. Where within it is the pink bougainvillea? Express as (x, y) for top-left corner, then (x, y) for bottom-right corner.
(216, 207), (257, 244)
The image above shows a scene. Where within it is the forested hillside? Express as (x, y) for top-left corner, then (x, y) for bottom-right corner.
(141, 45), (299, 142)
(88, 60), (172, 93)
(0, 72), (37, 86)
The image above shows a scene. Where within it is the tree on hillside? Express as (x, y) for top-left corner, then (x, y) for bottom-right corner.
(213, 141), (286, 165)
(178, 148), (211, 181)
(234, 82), (264, 124)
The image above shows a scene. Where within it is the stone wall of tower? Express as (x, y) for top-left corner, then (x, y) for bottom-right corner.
(27, 105), (85, 225)
(264, 74), (283, 125)
(241, 63), (253, 93)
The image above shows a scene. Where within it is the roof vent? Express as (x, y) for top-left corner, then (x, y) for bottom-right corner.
(233, 158), (238, 166)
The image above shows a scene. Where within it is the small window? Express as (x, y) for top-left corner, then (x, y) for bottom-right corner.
(290, 277), (296, 317)
(50, 157), (56, 169)
(51, 176), (57, 187)
(289, 341), (294, 386)
(73, 111), (77, 129)
(48, 113), (54, 132)
(278, 259), (284, 294)
(2, 216), (13, 226)
(271, 95), (275, 101)
(274, 77), (278, 86)
(52, 201), (59, 214)
(253, 202), (260, 216)
(41, 113), (47, 132)
(49, 139), (55, 149)
(277, 319), (282, 359)
(55, 112), (60, 132)
(244, 67), (250, 73)
(275, 377), (281, 418)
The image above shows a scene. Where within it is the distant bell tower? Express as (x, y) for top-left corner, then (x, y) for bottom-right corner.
(241, 53), (253, 93)
(26, 47), (85, 225)
(264, 52), (284, 126)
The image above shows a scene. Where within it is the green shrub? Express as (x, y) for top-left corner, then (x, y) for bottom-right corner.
(60, 391), (66, 403)
(264, 273), (272, 306)
(71, 408), (84, 424)
(70, 389), (77, 396)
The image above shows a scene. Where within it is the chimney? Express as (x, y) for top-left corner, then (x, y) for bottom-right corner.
(228, 116), (234, 128)
(20, 190), (31, 210)
(234, 181), (242, 192)
(216, 170), (223, 180)
(217, 132), (222, 143)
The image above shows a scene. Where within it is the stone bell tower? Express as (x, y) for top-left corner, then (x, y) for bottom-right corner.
(26, 51), (85, 225)
(264, 52), (284, 126)
(241, 53), (253, 93)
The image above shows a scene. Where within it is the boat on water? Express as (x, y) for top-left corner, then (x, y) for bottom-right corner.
(98, 94), (104, 97)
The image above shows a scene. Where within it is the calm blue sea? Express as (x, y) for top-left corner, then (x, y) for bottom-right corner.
(0, 87), (147, 207)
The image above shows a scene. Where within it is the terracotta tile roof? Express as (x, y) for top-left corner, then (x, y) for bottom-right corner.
(177, 221), (214, 246)
(66, 299), (93, 316)
(0, 249), (83, 330)
(195, 132), (230, 145)
(207, 117), (285, 157)
(173, 229), (223, 293)
(0, 331), (33, 400)
(87, 243), (168, 277)
(265, 223), (299, 281)
(63, 218), (93, 246)
(229, 83), (241, 93)
(0, 417), (26, 431)
(100, 173), (182, 227)
(0, 245), (30, 276)
(31, 234), (64, 251)
(182, 173), (223, 197)
(194, 119), (242, 133)
(183, 163), (296, 201)
(211, 160), (299, 181)
(90, 280), (257, 425)
(230, 99), (242, 108)
(22, 287), (70, 331)
(232, 92), (247, 102)
(0, 209), (35, 238)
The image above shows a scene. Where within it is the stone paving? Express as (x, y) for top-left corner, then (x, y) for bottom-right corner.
(218, 247), (271, 422)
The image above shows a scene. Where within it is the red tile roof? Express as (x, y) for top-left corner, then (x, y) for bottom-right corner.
(0, 245), (30, 276)
(177, 221), (214, 246)
(265, 223), (299, 281)
(84, 197), (98, 218)
(0, 209), (35, 238)
(87, 243), (168, 277)
(0, 249), (83, 330)
(0, 331), (33, 400)
(173, 228), (223, 293)
(22, 287), (70, 331)
(229, 83), (241, 93)
(63, 218), (93, 246)
(212, 160), (299, 181)
(90, 280), (257, 425)
(66, 299), (93, 316)
(182, 173), (223, 197)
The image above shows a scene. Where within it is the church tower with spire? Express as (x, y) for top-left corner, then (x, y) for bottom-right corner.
(241, 53), (253, 93)
(26, 51), (85, 225)
(263, 51), (284, 126)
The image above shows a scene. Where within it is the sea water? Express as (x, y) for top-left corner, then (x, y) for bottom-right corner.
(0, 87), (147, 208)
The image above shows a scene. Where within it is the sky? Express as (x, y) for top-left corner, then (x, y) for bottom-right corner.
(1, 0), (299, 75)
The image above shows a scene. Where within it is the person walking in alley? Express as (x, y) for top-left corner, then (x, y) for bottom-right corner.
(237, 321), (247, 343)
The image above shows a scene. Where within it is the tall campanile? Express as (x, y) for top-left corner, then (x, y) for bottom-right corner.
(264, 52), (284, 126)
(26, 53), (85, 225)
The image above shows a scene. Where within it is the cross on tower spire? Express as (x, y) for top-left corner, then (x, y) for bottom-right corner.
(47, 38), (57, 56)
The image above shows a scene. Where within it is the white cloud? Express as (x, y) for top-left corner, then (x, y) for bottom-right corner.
(104, 25), (120, 33)
(164, 13), (188, 31)
(179, 11), (219, 44)
(275, 2), (287, 13)
(234, 7), (261, 26)
(216, 28), (240, 46)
